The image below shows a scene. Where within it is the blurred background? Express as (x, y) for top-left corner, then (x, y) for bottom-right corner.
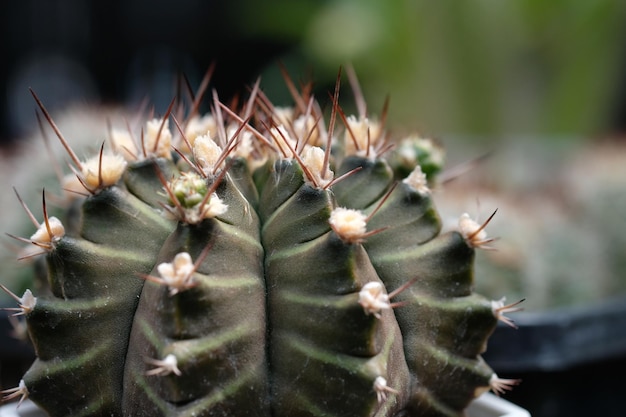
(3, 0), (626, 141)
(2, 1), (626, 416)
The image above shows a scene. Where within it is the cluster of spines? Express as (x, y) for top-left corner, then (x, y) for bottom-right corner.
(1, 68), (522, 417)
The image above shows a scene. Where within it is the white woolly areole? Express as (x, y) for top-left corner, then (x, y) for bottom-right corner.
(302, 146), (333, 188)
(293, 114), (321, 146)
(145, 354), (182, 377)
(226, 125), (254, 159)
(329, 207), (367, 242)
(110, 129), (138, 161)
(61, 173), (87, 200)
(185, 114), (217, 148)
(397, 135), (444, 167)
(373, 376), (398, 403)
(157, 252), (196, 295)
(196, 193), (228, 220)
(458, 213), (488, 246)
(272, 107), (294, 126)
(146, 118), (173, 159)
(165, 194), (228, 224)
(1, 379), (29, 405)
(491, 297), (507, 313)
(193, 135), (223, 173)
(30, 216), (65, 244)
(344, 115), (382, 157)
(270, 125), (298, 158)
(491, 297), (524, 328)
(403, 165), (430, 195)
(358, 282), (390, 318)
(397, 142), (418, 165)
(81, 153), (127, 189)
(19, 290), (37, 313)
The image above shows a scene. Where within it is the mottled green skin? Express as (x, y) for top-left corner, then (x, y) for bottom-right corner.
(18, 150), (499, 417)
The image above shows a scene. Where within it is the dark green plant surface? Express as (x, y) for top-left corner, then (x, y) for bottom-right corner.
(1, 79), (519, 416)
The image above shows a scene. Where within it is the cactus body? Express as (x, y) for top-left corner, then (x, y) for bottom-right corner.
(2, 78), (517, 416)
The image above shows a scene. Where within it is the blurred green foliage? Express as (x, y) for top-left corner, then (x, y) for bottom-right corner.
(237, 0), (626, 139)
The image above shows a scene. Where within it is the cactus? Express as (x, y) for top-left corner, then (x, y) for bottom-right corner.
(434, 139), (626, 311)
(1, 71), (520, 417)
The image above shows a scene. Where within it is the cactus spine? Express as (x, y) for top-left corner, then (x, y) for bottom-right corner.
(1, 72), (520, 416)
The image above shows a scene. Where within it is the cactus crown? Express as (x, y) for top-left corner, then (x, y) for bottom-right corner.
(1, 69), (520, 417)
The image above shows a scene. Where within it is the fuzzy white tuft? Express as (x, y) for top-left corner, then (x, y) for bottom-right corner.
(373, 376), (398, 403)
(344, 115), (382, 157)
(193, 135), (223, 174)
(458, 212), (496, 249)
(302, 146), (333, 188)
(110, 129), (138, 161)
(146, 118), (173, 159)
(30, 216), (65, 245)
(358, 282), (391, 318)
(145, 354), (182, 377)
(184, 114), (217, 150)
(403, 165), (430, 195)
(81, 153), (127, 189)
(329, 207), (367, 243)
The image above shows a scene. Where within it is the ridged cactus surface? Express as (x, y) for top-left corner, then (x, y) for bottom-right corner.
(1, 74), (520, 416)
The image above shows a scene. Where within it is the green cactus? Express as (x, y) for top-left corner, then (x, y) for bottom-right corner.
(1, 74), (520, 417)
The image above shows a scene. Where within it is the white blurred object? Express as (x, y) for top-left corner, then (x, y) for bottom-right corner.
(467, 392), (531, 417)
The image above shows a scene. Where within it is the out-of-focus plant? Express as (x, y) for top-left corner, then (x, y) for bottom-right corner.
(237, 0), (626, 139)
